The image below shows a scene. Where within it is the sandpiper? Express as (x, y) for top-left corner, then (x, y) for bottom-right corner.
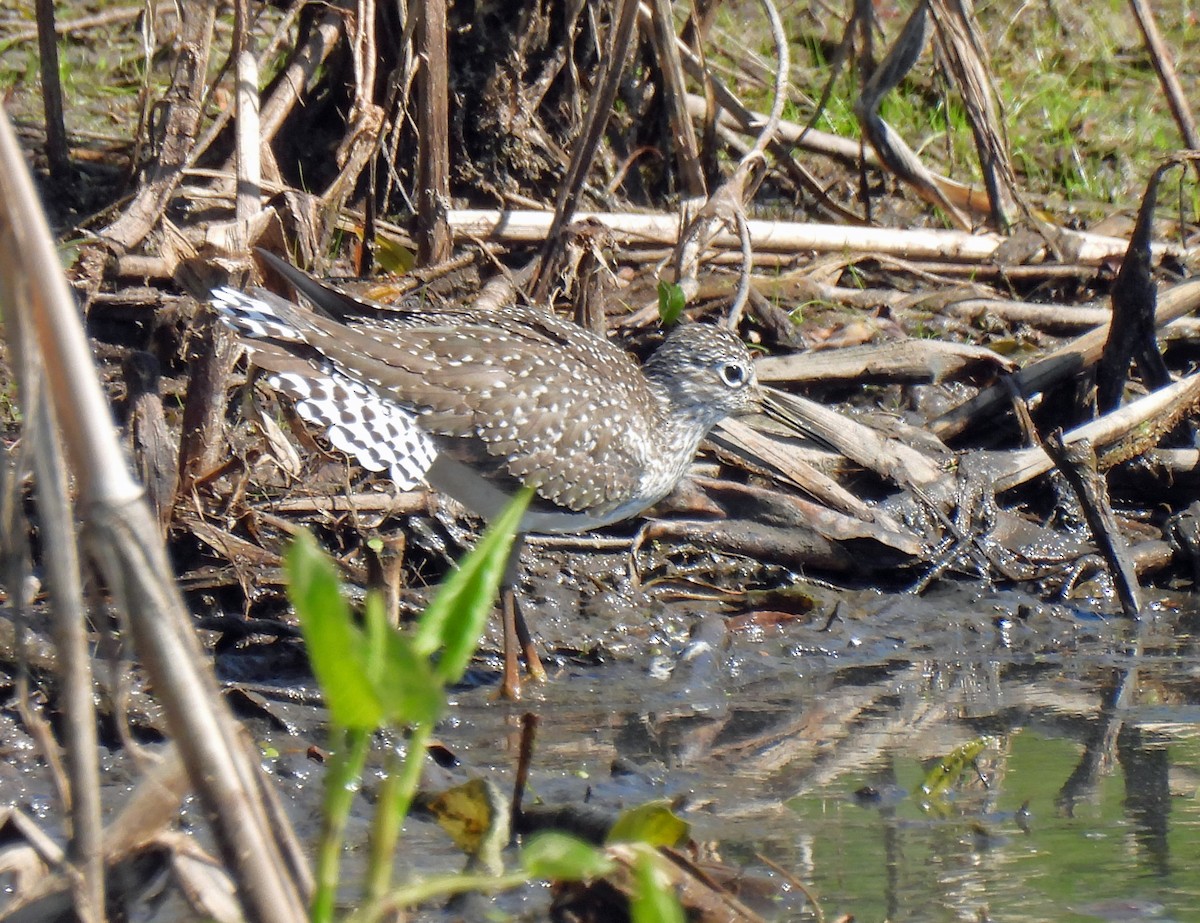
(212, 250), (762, 697)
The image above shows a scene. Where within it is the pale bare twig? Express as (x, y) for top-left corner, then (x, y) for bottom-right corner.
(1127, 0), (1200, 182)
(0, 108), (309, 923)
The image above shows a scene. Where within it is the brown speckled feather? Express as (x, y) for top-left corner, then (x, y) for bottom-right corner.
(293, 313), (655, 512)
(212, 252), (763, 531)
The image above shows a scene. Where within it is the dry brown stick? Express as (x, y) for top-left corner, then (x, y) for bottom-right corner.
(5, 341), (68, 785)
(687, 93), (993, 218)
(376, 7), (421, 224)
(671, 0), (787, 311)
(648, 0), (706, 197)
(35, 0), (71, 183)
(676, 73), (866, 224)
(930, 279), (1200, 442)
(1128, 0), (1200, 182)
(928, 0), (1020, 229)
(712, 418), (890, 524)
(445, 207), (1190, 263)
(5, 202), (106, 923)
(90, 508), (312, 918)
(723, 210), (754, 328)
(416, 0), (451, 263)
(628, 248), (1109, 275)
(127, 0), (162, 189)
(756, 337), (1014, 385)
(101, 0), (217, 252)
(531, 0), (641, 300)
(510, 713), (539, 838)
(704, 112), (812, 216)
(641, 516), (856, 573)
(953, 295), (1200, 338)
(123, 352), (180, 535)
(5, 3), (176, 44)
(258, 7), (344, 148)
(28, 389), (105, 923)
(991, 372), (1200, 492)
(101, 745), (192, 859)
(199, 1), (308, 175)
(317, 1), (388, 255)
(351, 0), (377, 127)
(5, 318), (104, 922)
(947, 298), (1110, 331)
(856, 1), (972, 229)
(177, 313), (240, 496)
(728, 0), (786, 324)
(0, 110), (308, 922)
(233, 0), (261, 224)
(1043, 432), (1142, 617)
(363, 0), (419, 270)
(761, 387), (946, 491)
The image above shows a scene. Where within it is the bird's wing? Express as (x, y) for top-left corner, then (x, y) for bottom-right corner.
(297, 313), (656, 512)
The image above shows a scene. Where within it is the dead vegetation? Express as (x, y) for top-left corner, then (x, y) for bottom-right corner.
(1, 0), (1200, 919)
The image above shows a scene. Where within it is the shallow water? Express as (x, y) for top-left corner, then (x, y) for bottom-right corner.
(366, 583), (1200, 921)
(30, 576), (1178, 919)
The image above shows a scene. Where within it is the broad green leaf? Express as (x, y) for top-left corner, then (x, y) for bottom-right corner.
(415, 485), (533, 682)
(522, 832), (614, 881)
(286, 532), (382, 729)
(656, 279), (686, 326)
(606, 800), (689, 848)
(631, 849), (686, 923)
(372, 626), (443, 726)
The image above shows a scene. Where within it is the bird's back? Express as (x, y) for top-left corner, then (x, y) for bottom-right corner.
(212, 255), (760, 532)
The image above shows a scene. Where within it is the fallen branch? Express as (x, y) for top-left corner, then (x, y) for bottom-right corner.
(444, 208), (1192, 264)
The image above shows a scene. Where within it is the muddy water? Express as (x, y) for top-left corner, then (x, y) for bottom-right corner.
(235, 581), (1200, 922)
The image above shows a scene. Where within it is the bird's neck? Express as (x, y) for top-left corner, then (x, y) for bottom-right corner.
(646, 380), (724, 455)
(634, 383), (719, 504)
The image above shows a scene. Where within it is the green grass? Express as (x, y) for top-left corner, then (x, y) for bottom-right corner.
(712, 0), (1196, 221)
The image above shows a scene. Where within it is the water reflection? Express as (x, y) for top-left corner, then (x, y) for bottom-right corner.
(437, 586), (1200, 921)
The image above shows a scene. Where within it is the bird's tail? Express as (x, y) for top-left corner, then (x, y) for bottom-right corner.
(268, 366), (436, 490)
(210, 286), (309, 343)
(210, 286), (437, 490)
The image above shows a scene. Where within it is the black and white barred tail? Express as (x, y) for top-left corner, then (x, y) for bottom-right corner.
(210, 287), (437, 490)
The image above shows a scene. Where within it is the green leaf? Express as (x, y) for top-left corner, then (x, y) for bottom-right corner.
(286, 532), (382, 729)
(656, 279), (686, 326)
(415, 485), (533, 683)
(521, 832), (614, 881)
(916, 737), (992, 799)
(606, 800), (689, 848)
(631, 849), (685, 923)
(372, 625), (443, 726)
(374, 237), (417, 275)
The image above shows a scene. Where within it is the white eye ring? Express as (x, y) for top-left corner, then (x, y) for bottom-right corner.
(720, 362), (748, 387)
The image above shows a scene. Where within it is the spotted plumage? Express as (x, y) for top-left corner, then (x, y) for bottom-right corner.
(210, 252), (762, 534)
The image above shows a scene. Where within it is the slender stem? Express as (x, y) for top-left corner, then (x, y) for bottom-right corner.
(350, 871), (530, 923)
(363, 722), (435, 903)
(312, 726), (372, 923)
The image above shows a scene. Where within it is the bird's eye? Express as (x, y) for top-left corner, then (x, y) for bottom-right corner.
(720, 362), (748, 387)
